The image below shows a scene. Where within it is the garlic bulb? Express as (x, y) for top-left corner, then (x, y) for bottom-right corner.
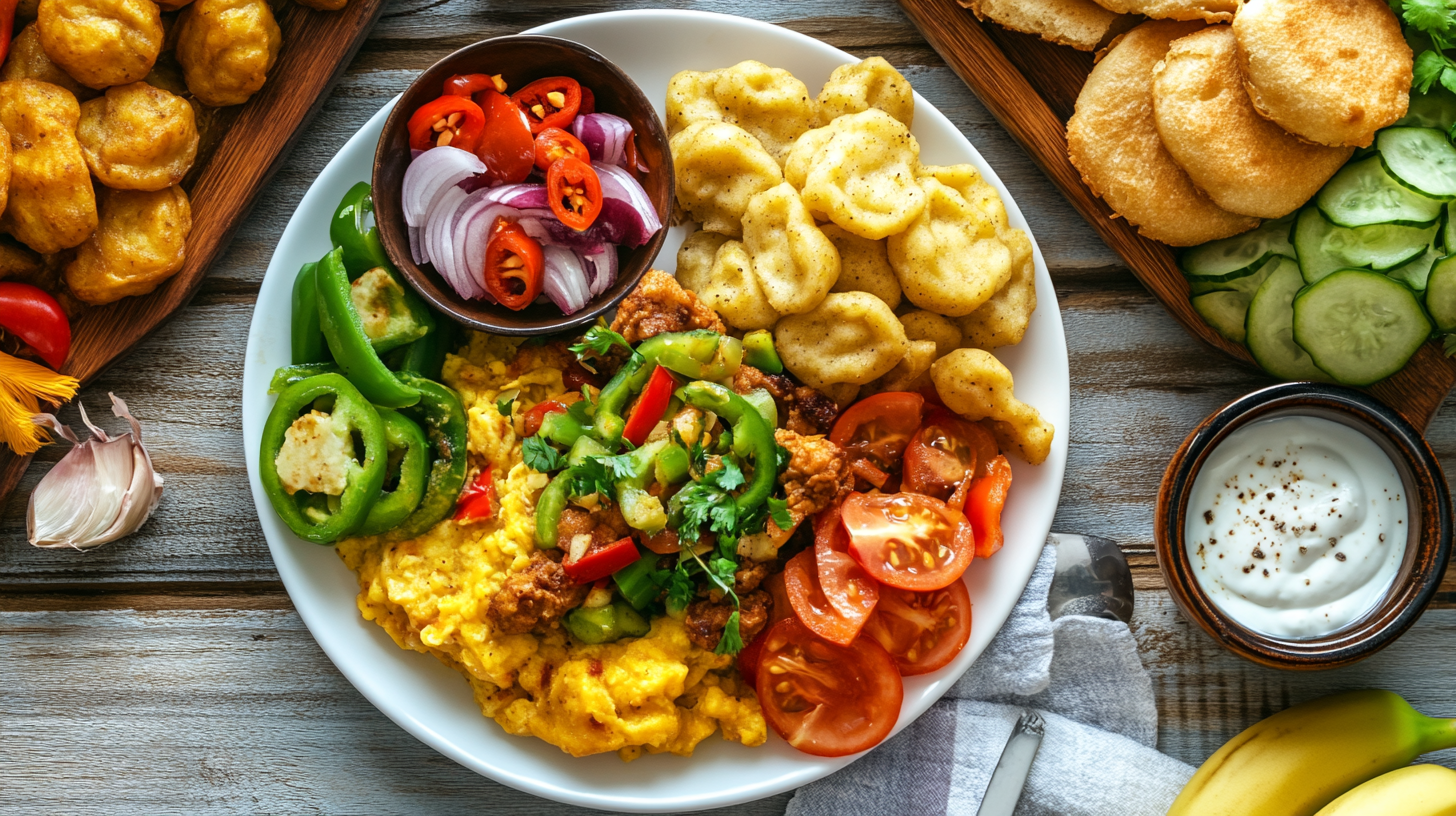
(27, 393), (164, 550)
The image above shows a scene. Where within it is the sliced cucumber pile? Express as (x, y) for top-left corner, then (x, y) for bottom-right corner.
(1178, 114), (1454, 386)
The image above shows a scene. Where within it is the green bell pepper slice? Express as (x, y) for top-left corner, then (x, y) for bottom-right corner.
(614, 440), (669, 532)
(539, 408), (589, 447)
(269, 362), (341, 394)
(389, 316), (453, 380)
(331, 181), (395, 278)
(742, 329), (783, 374)
(654, 443), (691, 487)
(613, 555), (662, 611)
(291, 261), (330, 365)
(676, 381), (779, 515)
(315, 247), (420, 408)
(564, 599), (651, 644)
(355, 409), (430, 537)
(331, 182), (437, 353)
(535, 467), (577, 548)
(260, 373), (388, 544)
(591, 331), (735, 444)
(386, 373), (470, 541)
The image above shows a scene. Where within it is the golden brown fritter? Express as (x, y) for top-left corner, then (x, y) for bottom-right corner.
(0, 79), (95, 254)
(1, 23), (97, 101)
(77, 81), (199, 191)
(1233, 0), (1412, 148)
(64, 186), (191, 304)
(961, 0), (1134, 52)
(610, 269), (726, 344)
(1066, 20), (1259, 246)
(176, 0), (281, 107)
(36, 0), (162, 90)
(1152, 26), (1353, 218)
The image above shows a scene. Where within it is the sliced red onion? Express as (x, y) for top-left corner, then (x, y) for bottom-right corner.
(583, 248), (618, 297)
(542, 245), (591, 314)
(571, 113), (632, 167)
(408, 225), (425, 264)
(595, 163), (662, 247)
(422, 183), (469, 287)
(482, 183), (549, 209)
(401, 146), (485, 228)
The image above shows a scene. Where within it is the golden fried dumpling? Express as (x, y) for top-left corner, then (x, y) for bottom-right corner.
(888, 177), (1011, 316)
(0, 79), (96, 254)
(78, 82), (199, 191)
(65, 186), (192, 304)
(774, 291), (908, 389)
(176, 0), (282, 107)
(36, 0), (163, 90)
(816, 57), (914, 127)
(741, 182), (839, 315)
(670, 121), (783, 237)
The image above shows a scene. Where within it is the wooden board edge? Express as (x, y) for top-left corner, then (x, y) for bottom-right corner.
(0, 0), (388, 509)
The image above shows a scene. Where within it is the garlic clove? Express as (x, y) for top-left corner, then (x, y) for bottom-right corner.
(26, 394), (164, 551)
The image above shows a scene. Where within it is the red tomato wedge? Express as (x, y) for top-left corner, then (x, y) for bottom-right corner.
(471, 89), (535, 186)
(967, 455), (1013, 558)
(903, 408), (999, 500)
(784, 539), (878, 647)
(454, 465), (496, 522)
(863, 581), (973, 676)
(756, 618), (903, 757)
(815, 502), (879, 631)
(842, 491), (975, 591)
(830, 391), (924, 472)
(622, 364), (676, 447)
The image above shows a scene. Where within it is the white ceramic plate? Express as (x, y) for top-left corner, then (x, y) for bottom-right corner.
(242, 10), (1069, 812)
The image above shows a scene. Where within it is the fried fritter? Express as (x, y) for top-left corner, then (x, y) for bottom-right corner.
(176, 0), (281, 107)
(78, 82), (199, 191)
(64, 186), (192, 305)
(0, 79), (97, 254)
(960, 0), (1134, 52)
(1066, 20), (1259, 246)
(1, 23), (97, 101)
(1090, 0), (1234, 23)
(1152, 26), (1353, 219)
(36, 0), (163, 90)
(1233, 0), (1411, 148)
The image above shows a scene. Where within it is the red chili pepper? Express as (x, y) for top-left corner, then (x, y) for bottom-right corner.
(621, 364), (676, 447)
(482, 220), (545, 310)
(443, 72), (505, 97)
(407, 95), (486, 153)
(0, 0), (16, 67)
(0, 282), (70, 370)
(624, 131), (641, 174)
(511, 76), (583, 133)
(533, 127), (591, 172)
(578, 85), (595, 115)
(563, 536), (641, 584)
(471, 89), (536, 186)
(545, 157), (603, 231)
(524, 400), (568, 438)
(454, 465), (496, 522)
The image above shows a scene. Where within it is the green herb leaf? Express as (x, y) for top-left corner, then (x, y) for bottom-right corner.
(522, 436), (565, 472)
(768, 497), (793, 531)
(566, 397), (594, 426)
(665, 564), (696, 611)
(1416, 49), (1450, 93)
(496, 396), (514, 417)
(1441, 64), (1456, 96)
(1404, 0), (1456, 33)
(707, 457), (745, 491)
(776, 444), (792, 470)
(689, 440), (707, 476)
(714, 611), (744, 655)
(569, 325), (634, 358)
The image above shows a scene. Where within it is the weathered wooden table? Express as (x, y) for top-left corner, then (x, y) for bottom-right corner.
(5, 1), (1456, 813)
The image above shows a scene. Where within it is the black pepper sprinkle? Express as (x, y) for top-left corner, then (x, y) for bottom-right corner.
(1204, 510), (1214, 524)
(1335, 552), (1347, 562)
(1252, 546), (1265, 559)
(1267, 492), (1275, 500)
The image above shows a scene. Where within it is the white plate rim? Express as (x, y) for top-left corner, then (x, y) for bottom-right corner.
(241, 10), (1070, 812)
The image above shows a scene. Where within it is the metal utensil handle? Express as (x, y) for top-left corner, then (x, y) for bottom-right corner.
(975, 710), (1046, 816)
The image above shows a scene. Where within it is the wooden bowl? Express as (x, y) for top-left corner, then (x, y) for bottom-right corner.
(1155, 382), (1452, 670)
(372, 35), (672, 336)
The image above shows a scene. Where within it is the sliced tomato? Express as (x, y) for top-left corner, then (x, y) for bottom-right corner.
(738, 627), (768, 682)
(967, 455), (1013, 559)
(524, 400), (568, 438)
(814, 502), (879, 631)
(482, 220), (545, 309)
(903, 408), (998, 501)
(533, 127), (591, 171)
(765, 570), (792, 625)
(511, 76), (583, 133)
(829, 391), (924, 472)
(862, 581), (972, 676)
(785, 544), (876, 647)
(842, 491), (975, 591)
(472, 89), (535, 185)
(407, 95), (485, 153)
(756, 618), (903, 757)
(546, 157), (603, 231)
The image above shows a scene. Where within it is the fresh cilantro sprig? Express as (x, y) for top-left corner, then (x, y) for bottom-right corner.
(522, 436), (565, 472)
(1398, 0), (1456, 94)
(686, 547), (744, 655)
(569, 325), (634, 358)
(767, 496), (792, 531)
(566, 453), (637, 500)
(496, 395), (514, 417)
(672, 457), (746, 544)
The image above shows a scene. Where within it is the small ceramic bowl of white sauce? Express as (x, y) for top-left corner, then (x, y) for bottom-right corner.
(1156, 382), (1451, 670)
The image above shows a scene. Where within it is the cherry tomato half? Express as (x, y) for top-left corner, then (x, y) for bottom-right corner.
(0, 282), (71, 370)
(862, 580), (973, 676)
(830, 391), (925, 473)
(546, 157), (603, 231)
(482, 220), (545, 310)
(756, 617), (903, 757)
(739, 573), (793, 680)
(471, 89), (535, 186)
(534, 127), (591, 172)
(511, 76), (583, 133)
(842, 491), (975, 591)
(784, 503), (879, 645)
(903, 408), (998, 501)
(407, 95), (485, 153)
(524, 400), (568, 438)
(967, 455), (1013, 559)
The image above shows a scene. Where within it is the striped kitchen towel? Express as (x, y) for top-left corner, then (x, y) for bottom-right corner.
(786, 538), (1194, 816)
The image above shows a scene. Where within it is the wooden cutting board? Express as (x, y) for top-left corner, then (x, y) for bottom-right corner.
(898, 0), (1456, 433)
(0, 0), (388, 506)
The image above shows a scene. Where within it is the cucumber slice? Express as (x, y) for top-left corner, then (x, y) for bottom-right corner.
(1193, 290), (1255, 345)
(1190, 253), (1279, 296)
(1426, 255), (1456, 331)
(1293, 206), (1439, 283)
(1178, 214), (1295, 282)
(1246, 257), (1328, 381)
(1292, 269), (1433, 386)
(1378, 127), (1456, 199)
(1446, 202), (1455, 253)
(1316, 155), (1444, 227)
(1394, 85), (1456, 132)
(1387, 240), (1443, 291)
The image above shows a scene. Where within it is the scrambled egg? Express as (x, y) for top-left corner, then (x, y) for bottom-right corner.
(336, 333), (767, 759)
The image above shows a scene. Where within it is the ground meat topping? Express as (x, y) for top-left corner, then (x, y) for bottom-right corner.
(733, 364), (841, 436)
(556, 505), (631, 549)
(610, 269), (726, 344)
(684, 590), (770, 651)
(486, 551), (589, 636)
(775, 428), (854, 521)
(734, 560), (772, 594)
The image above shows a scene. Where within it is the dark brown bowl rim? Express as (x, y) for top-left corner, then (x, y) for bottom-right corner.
(371, 34), (672, 336)
(1155, 382), (1452, 671)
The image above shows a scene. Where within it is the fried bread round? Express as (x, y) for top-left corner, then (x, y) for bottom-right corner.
(1091, 0), (1235, 23)
(1152, 26), (1354, 218)
(1067, 20), (1259, 246)
(1233, 0), (1412, 147)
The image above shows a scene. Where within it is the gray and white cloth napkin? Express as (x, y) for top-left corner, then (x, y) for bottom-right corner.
(787, 540), (1196, 816)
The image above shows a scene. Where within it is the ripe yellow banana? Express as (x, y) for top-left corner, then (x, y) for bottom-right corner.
(1168, 689), (1456, 816)
(1315, 765), (1456, 816)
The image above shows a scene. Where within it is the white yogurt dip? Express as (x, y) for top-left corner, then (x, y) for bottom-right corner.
(1184, 414), (1407, 639)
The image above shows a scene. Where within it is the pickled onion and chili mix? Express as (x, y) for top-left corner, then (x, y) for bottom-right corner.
(401, 73), (661, 314)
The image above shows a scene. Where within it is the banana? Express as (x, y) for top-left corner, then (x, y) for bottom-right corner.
(1315, 765), (1456, 816)
(1168, 690), (1456, 816)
